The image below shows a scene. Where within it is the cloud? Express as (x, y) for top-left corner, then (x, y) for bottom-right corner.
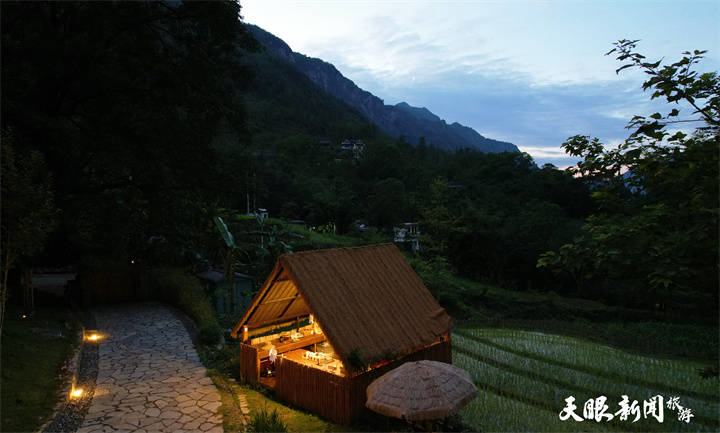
(305, 15), (508, 88)
(244, 0), (719, 91)
(241, 0), (719, 166)
(298, 4), (654, 88)
(518, 146), (571, 158)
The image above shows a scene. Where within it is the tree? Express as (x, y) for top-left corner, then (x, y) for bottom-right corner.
(310, 177), (358, 234)
(537, 240), (597, 296)
(420, 178), (465, 258)
(1, 132), (58, 341)
(1, 1), (255, 263)
(544, 41), (719, 313)
(366, 177), (407, 229)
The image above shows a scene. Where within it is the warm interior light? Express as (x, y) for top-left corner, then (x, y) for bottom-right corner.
(21, 314), (27, 319)
(71, 388), (83, 398)
(88, 334), (98, 341)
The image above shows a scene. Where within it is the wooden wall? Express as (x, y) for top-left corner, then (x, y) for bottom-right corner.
(275, 340), (452, 424)
(276, 357), (354, 423)
(238, 343), (259, 384)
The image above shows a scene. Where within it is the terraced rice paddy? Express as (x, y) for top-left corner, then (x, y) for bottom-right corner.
(453, 329), (719, 432)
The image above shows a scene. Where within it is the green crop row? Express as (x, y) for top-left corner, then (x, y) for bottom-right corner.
(453, 333), (719, 423)
(458, 381), (618, 433)
(457, 329), (719, 398)
(453, 329), (720, 432)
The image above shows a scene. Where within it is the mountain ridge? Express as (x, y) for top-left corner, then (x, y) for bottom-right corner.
(246, 24), (519, 153)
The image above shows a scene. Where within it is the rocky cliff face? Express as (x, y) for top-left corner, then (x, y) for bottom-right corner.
(247, 25), (519, 153)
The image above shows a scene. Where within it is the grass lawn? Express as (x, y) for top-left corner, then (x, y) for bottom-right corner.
(203, 355), (348, 432)
(238, 382), (344, 432)
(1, 302), (80, 432)
(200, 345), (410, 432)
(200, 342), (347, 432)
(203, 368), (248, 433)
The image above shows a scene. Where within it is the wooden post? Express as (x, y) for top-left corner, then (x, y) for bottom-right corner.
(296, 316), (300, 332)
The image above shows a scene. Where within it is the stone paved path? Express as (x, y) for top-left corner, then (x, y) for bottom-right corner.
(77, 303), (223, 433)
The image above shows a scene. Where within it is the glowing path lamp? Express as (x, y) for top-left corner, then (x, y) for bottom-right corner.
(69, 376), (84, 400)
(83, 329), (103, 342)
(70, 387), (84, 399)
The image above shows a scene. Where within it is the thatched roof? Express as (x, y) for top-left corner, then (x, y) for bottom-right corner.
(232, 244), (452, 366)
(366, 360), (478, 421)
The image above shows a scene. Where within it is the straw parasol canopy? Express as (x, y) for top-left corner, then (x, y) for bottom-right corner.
(365, 360), (478, 421)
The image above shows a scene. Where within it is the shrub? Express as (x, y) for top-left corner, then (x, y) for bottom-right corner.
(248, 407), (288, 433)
(149, 267), (221, 344)
(406, 255), (476, 317)
(198, 321), (222, 345)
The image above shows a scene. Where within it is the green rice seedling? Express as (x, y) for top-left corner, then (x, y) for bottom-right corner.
(459, 329), (719, 398)
(460, 387), (619, 432)
(453, 329), (720, 432)
(453, 334), (719, 426)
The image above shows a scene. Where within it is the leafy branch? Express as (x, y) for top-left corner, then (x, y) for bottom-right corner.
(607, 39), (719, 136)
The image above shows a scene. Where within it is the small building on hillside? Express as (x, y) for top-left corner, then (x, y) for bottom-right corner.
(197, 268), (254, 315)
(340, 139), (365, 159)
(393, 222), (421, 252)
(230, 244), (452, 424)
(247, 208), (269, 220)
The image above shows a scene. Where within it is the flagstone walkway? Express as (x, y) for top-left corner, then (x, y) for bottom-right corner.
(77, 303), (223, 433)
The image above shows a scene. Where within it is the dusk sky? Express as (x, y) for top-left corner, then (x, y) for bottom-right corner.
(241, 1), (719, 167)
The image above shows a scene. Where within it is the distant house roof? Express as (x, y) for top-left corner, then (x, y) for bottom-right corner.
(232, 244), (452, 365)
(197, 268), (253, 284)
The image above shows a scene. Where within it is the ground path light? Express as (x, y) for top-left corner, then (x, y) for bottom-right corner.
(83, 329), (103, 342)
(70, 383), (83, 399)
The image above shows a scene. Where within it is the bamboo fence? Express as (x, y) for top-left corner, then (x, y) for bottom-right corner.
(238, 343), (259, 383)
(275, 340), (452, 424)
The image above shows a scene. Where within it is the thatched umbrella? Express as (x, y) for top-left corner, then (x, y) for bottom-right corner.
(365, 360), (478, 421)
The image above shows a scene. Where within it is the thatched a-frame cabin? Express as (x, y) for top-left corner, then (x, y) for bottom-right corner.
(231, 243), (453, 424)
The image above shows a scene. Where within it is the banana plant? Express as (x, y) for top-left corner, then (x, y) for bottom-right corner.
(214, 216), (238, 313)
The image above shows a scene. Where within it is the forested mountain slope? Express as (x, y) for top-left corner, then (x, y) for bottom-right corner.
(246, 24), (518, 152)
